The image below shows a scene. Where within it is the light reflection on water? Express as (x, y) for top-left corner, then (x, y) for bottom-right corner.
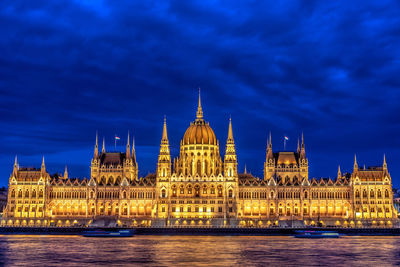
(0, 235), (400, 266)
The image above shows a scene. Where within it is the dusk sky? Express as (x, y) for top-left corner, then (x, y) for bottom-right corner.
(0, 0), (399, 187)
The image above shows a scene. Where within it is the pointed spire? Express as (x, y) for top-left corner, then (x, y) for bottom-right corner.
(353, 154), (358, 171)
(13, 155), (18, 175)
(297, 137), (300, 154)
(126, 131), (131, 158)
(94, 132), (99, 158)
(102, 137), (105, 153)
(337, 165), (341, 178)
(41, 156), (46, 174)
(196, 88), (203, 120)
(132, 136), (136, 162)
(300, 132), (306, 160)
(244, 164), (247, 174)
(227, 116), (234, 141)
(64, 165), (68, 179)
(162, 116), (168, 142)
(268, 132), (272, 148)
(383, 154), (387, 169)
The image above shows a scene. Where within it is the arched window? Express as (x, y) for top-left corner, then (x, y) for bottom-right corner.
(362, 190), (367, 198)
(161, 189), (166, 198)
(32, 190), (36, 198)
(210, 186), (215, 194)
(378, 190), (382, 198)
(217, 185), (223, 197)
(304, 191), (308, 199)
(180, 186), (184, 195)
(228, 189), (233, 198)
(123, 191), (127, 199)
(25, 190), (29, 198)
(11, 190), (15, 198)
(270, 191), (274, 199)
(194, 185), (200, 197)
(370, 190), (375, 198)
(197, 160), (201, 176)
(385, 189), (389, 198)
(355, 190), (360, 198)
(203, 186), (207, 195)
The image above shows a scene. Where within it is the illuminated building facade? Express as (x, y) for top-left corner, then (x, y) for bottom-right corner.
(2, 93), (397, 228)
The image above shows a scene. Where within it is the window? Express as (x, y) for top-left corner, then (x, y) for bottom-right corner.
(363, 190), (367, 198)
(172, 207), (176, 212)
(161, 189), (166, 198)
(162, 206), (165, 212)
(25, 190), (29, 198)
(228, 189), (233, 198)
(229, 207), (233, 213)
(18, 190), (22, 198)
(11, 190), (15, 198)
(385, 190), (389, 198)
(218, 207), (223, 213)
(378, 190), (382, 198)
(355, 190), (360, 198)
(32, 190), (36, 198)
(370, 190), (375, 198)
(211, 207), (215, 212)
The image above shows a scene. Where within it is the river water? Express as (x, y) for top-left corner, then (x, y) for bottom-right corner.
(0, 235), (399, 266)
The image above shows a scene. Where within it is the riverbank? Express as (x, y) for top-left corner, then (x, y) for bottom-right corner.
(1, 226), (400, 236)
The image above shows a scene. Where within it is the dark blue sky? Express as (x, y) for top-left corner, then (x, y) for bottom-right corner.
(1, 0), (400, 187)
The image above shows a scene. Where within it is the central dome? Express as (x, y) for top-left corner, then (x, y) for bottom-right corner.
(183, 120), (217, 145)
(182, 90), (217, 146)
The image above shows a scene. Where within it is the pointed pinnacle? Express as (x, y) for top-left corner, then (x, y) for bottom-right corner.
(127, 131), (130, 147)
(14, 155), (18, 165)
(228, 116), (233, 140)
(102, 137), (105, 152)
(162, 116), (168, 141)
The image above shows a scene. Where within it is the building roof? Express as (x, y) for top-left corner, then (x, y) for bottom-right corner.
(100, 152), (127, 166)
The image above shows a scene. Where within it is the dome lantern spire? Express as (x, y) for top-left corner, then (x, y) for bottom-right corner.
(196, 88), (203, 120)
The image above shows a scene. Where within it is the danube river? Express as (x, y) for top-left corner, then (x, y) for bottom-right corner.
(0, 235), (399, 266)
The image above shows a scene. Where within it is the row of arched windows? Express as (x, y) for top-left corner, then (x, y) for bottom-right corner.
(10, 189), (43, 198)
(49, 191), (86, 199)
(355, 189), (389, 198)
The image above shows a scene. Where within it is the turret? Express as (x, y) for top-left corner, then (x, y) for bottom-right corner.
(224, 117), (237, 178)
(157, 116), (171, 178)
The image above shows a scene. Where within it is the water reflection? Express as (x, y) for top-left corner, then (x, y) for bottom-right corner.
(0, 235), (400, 266)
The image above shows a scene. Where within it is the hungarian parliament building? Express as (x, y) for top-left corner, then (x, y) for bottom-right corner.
(2, 93), (397, 228)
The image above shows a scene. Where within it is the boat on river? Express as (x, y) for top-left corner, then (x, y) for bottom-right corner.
(82, 229), (135, 237)
(294, 230), (340, 238)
